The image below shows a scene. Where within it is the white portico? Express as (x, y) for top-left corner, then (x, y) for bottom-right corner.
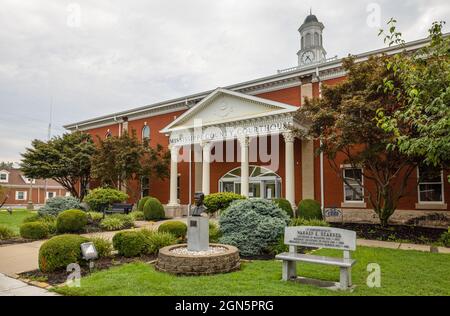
(160, 88), (307, 208)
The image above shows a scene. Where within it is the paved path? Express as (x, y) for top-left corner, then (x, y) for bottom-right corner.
(0, 218), (448, 276)
(0, 273), (58, 296)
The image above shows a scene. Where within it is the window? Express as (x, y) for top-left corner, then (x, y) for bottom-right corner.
(142, 125), (150, 141)
(105, 129), (112, 138)
(314, 32), (320, 46)
(305, 33), (312, 48)
(16, 191), (27, 201)
(0, 172), (8, 183)
(418, 166), (443, 203)
(141, 176), (150, 198)
(46, 192), (56, 200)
(343, 168), (364, 202)
(65, 192), (71, 197)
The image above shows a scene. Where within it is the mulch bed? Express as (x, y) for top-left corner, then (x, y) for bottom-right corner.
(331, 223), (446, 244)
(19, 254), (157, 286)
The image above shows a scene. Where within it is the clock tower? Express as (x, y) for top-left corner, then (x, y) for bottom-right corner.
(297, 11), (327, 66)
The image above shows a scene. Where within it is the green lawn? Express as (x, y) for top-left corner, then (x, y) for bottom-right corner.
(54, 246), (450, 296)
(0, 209), (35, 234)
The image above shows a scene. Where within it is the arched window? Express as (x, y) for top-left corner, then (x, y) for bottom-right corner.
(219, 166), (282, 199)
(142, 125), (150, 141)
(305, 33), (312, 48)
(314, 32), (320, 46)
(105, 129), (112, 138)
(301, 36), (304, 50)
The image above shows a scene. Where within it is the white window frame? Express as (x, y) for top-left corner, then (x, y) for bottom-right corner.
(46, 191), (57, 200)
(15, 191), (27, 201)
(65, 192), (71, 197)
(0, 172), (8, 183)
(343, 167), (364, 203)
(142, 124), (151, 141)
(417, 167), (444, 204)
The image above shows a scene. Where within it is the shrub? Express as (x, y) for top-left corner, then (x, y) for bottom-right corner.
(20, 222), (49, 240)
(441, 228), (450, 247)
(22, 214), (57, 234)
(269, 236), (289, 255)
(56, 209), (88, 233)
(158, 221), (187, 239)
(130, 211), (144, 221)
(84, 188), (129, 212)
(137, 197), (151, 212)
(297, 199), (323, 220)
(39, 235), (89, 272)
(100, 214), (134, 231)
(141, 230), (177, 254)
(89, 237), (113, 258)
(219, 199), (290, 256)
(273, 198), (294, 218)
(112, 231), (147, 257)
(143, 197), (165, 221)
(290, 218), (330, 227)
(0, 225), (15, 240)
(209, 221), (221, 243)
(38, 196), (83, 216)
(204, 192), (246, 214)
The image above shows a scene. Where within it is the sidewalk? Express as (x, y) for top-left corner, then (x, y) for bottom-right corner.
(0, 273), (58, 296)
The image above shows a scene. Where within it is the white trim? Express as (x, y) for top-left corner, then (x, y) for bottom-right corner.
(15, 191), (27, 201)
(46, 191), (57, 200)
(417, 166), (445, 204)
(0, 171), (9, 183)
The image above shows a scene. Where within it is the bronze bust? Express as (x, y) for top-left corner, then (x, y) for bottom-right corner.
(191, 192), (208, 217)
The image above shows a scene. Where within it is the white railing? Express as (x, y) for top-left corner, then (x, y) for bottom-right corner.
(277, 55), (339, 74)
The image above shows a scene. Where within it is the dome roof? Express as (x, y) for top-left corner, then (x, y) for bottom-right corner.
(304, 14), (319, 24)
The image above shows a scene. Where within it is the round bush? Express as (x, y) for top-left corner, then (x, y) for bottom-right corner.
(143, 197), (165, 221)
(219, 199), (290, 256)
(39, 235), (89, 272)
(273, 198), (294, 218)
(158, 221), (187, 239)
(0, 224), (15, 240)
(83, 188), (129, 212)
(297, 199), (323, 220)
(137, 197), (151, 212)
(20, 222), (49, 240)
(204, 192), (246, 214)
(22, 214), (57, 234)
(38, 196), (83, 216)
(56, 209), (88, 233)
(112, 231), (147, 257)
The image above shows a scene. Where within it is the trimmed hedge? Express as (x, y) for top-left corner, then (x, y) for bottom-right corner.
(22, 214), (57, 234)
(84, 188), (129, 212)
(137, 197), (151, 212)
(20, 222), (49, 240)
(39, 235), (89, 272)
(273, 198), (294, 218)
(112, 231), (147, 257)
(143, 197), (165, 221)
(297, 199), (323, 220)
(204, 192), (246, 214)
(56, 209), (88, 233)
(158, 221), (187, 239)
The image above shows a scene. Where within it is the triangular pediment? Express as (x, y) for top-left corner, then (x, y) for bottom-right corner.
(161, 88), (298, 133)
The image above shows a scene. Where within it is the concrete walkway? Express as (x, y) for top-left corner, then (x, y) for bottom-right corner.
(0, 273), (58, 296)
(0, 218), (448, 277)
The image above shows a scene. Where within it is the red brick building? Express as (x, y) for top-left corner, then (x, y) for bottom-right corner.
(0, 168), (69, 208)
(65, 14), (449, 225)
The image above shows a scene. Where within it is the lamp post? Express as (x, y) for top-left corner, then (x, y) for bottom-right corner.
(27, 178), (34, 210)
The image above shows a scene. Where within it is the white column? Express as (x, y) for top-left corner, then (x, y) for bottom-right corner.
(239, 137), (250, 197)
(201, 142), (211, 195)
(168, 145), (180, 206)
(283, 132), (296, 208)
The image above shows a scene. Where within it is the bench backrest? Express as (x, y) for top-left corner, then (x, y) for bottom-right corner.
(284, 226), (356, 251)
(111, 203), (133, 210)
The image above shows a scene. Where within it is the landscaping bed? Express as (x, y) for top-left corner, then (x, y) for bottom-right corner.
(331, 223), (447, 245)
(20, 254), (157, 286)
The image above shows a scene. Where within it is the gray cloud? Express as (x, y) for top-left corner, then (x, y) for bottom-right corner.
(0, 0), (449, 162)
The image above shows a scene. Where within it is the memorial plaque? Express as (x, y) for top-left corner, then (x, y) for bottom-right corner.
(284, 226), (356, 251)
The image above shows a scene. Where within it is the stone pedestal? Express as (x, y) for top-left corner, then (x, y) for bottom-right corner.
(187, 216), (209, 251)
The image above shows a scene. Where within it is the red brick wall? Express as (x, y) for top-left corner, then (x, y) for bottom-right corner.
(256, 86), (302, 107)
(3, 187), (68, 206)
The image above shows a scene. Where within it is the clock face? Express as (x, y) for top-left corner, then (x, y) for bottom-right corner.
(301, 51), (315, 64)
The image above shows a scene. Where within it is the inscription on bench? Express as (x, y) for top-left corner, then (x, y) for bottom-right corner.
(284, 226), (356, 251)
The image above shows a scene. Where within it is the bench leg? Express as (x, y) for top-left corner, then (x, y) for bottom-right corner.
(282, 261), (297, 281)
(339, 267), (350, 290)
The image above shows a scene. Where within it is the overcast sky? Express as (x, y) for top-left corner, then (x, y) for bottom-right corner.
(0, 0), (449, 163)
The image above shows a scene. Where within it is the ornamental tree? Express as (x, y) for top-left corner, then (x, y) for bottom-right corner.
(20, 132), (96, 201)
(377, 20), (450, 178)
(296, 55), (422, 226)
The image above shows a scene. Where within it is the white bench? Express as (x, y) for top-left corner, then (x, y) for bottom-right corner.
(275, 226), (357, 290)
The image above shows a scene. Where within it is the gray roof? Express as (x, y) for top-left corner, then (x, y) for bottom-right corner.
(303, 14), (319, 24)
